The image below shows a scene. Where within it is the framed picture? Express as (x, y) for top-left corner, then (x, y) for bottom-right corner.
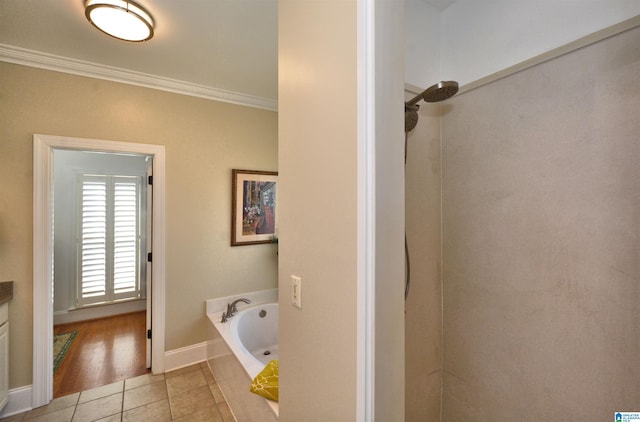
(231, 169), (278, 246)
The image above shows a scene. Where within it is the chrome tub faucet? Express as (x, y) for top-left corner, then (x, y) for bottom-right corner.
(221, 298), (251, 322)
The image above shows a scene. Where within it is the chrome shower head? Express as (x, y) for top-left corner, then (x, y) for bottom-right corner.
(422, 80), (459, 103)
(404, 104), (419, 133)
(404, 80), (458, 133)
(406, 80), (459, 106)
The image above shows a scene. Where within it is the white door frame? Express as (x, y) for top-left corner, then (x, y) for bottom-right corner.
(32, 134), (166, 408)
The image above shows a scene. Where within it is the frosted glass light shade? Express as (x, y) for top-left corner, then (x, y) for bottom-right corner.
(85, 0), (154, 42)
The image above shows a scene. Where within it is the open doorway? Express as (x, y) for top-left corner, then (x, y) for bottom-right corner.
(33, 134), (166, 408)
(52, 149), (151, 397)
(53, 311), (148, 396)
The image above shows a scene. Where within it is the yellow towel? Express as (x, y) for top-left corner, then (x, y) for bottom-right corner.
(250, 359), (279, 401)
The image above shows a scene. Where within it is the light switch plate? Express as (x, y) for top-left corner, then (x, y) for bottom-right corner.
(291, 275), (302, 308)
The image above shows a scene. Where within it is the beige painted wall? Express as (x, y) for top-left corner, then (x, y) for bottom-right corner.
(441, 26), (640, 420)
(278, 0), (405, 418)
(0, 62), (278, 389)
(278, 0), (360, 417)
(404, 103), (443, 421)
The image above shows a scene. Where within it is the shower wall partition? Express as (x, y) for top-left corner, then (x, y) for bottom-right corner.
(441, 25), (640, 420)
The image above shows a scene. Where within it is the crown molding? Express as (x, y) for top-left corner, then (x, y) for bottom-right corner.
(0, 44), (278, 112)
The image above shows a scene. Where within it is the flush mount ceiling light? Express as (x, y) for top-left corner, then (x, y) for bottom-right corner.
(85, 0), (155, 42)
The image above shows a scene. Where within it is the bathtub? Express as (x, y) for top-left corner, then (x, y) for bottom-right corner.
(225, 302), (279, 378)
(207, 290), (279, 419)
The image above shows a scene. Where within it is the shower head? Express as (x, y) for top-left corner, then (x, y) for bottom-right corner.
(404, 80), (458, 133)
(423, 80), (459, 102)
(404, 104), (419, 133)
(406, 80), (459, 106)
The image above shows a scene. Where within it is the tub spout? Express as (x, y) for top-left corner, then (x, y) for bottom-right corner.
(225, 298), (251, 320)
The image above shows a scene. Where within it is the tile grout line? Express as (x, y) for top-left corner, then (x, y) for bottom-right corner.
(7, 363), (233, 421)
(119, 379), (125, 422)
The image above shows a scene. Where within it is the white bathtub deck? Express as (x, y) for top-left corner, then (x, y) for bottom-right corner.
(206, 289), (279, 417)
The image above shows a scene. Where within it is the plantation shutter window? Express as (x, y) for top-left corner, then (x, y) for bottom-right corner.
(79, 179), (107, 300)
(77, 174), (143, 307)
(113, 180), (138, 295)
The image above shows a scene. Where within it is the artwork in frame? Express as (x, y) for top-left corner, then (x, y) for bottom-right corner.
(231, 169), (278, 246)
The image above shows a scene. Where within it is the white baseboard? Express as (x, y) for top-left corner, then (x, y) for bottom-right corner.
(164, 341), (211, 372)
(0, 385), (33, 418)
(54, 300), (146, 325)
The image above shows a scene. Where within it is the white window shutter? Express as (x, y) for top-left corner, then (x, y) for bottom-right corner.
(80, 179), (107, 300)
(77, 175), (142, 307)
(113, 180), (138, 296)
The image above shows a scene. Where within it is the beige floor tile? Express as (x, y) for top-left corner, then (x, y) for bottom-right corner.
(168, 384), (216, 420)
(123, 398), (171, 422)
(201, 362), (216, 384)
(209, 382), (226, 404)
(71, 393), (122, 422)
(165, 369), (207, 397)
(124, 372), (164, 391)
(0, 414), (25, 422)
(203, 369), (216, 385)
(24, 406), (75, 422)
(173, 406), (222, 422)
(12, 362), (236, 422)
(164, 364), (200, 379)
(217, 402), (237, 422)
(78, 380), (124, 403)
(123, 381), (168, 411)
(24, 393), (79, 419)
(93, 415), (122, 422)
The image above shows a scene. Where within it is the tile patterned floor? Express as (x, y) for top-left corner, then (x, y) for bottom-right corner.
(2, 363), (236, 422)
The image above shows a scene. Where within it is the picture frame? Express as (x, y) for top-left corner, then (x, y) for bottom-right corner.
(231, 169), (278, 246)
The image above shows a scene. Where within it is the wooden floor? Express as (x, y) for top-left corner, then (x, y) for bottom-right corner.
(53, 311), (150, 398)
